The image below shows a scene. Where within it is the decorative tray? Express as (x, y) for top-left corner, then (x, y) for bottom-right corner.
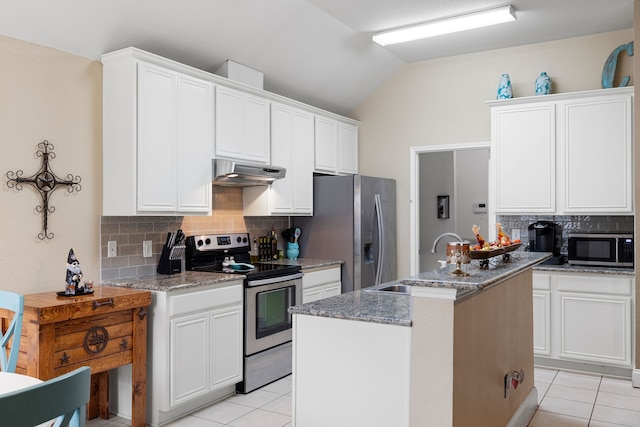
(470, 243), (522, 259)
(56, 289), (94, 297)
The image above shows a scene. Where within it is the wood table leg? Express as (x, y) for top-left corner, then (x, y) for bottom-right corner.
(88, 372), (110, 420)
(132, 307), (148, 427)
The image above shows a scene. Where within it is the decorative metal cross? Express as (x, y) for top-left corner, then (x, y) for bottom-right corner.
(6, 140), (82, 240)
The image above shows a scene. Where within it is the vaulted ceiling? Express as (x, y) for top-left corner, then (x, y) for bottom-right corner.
(0, 0), (633, 115)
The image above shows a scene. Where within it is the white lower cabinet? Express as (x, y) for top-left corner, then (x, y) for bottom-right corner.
(533, 271), (633, 369)
(532, 273), (551, 356)
(302, 266), (342, 304)
(149, 282), (243, 426)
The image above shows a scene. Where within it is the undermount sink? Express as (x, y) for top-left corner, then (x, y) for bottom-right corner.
(366, 284), (412, 294)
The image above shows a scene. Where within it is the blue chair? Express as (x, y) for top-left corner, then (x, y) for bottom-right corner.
(0, 290), (23, 372)
(0, 366), (91, 427)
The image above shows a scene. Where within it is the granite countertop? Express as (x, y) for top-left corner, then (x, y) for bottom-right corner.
(261, 258), (343, 270)
(101, 271), (242, 292)
(401, 251), (551, 291)
(101, 258), (343, 292)
(533, 263), (635, 276)
(289, 286), (412, 327)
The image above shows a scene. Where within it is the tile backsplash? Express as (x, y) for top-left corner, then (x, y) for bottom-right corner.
(497, 215), (634, 254)
(101, 186), (289, 280)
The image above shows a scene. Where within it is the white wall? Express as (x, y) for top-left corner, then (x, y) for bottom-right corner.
(0, 35), (102, 294)
(351, 29), (634, 278)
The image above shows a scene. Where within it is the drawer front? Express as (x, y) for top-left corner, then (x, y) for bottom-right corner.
(34, 288), (151, 324)
(170, 284), (242, 317)
(302, 267), (341, 289)
(53, 311), (133, 372)
(556, 274), (633, 296)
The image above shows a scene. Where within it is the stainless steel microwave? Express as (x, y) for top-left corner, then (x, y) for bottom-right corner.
(567, 232), (634, 267)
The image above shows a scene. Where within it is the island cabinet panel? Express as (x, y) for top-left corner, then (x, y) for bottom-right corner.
(12, 287), (151, 427)
(293, 315), (411, 427)
(450, 269), (534, 427)
(488, 87), (633, 217)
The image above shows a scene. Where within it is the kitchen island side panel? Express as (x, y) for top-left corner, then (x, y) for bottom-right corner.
(452, 269), (535, 427)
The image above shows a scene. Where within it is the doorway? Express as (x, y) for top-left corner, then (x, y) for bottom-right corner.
(409, 143), (490, 274)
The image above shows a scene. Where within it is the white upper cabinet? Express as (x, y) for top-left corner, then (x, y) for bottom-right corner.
(102, 47), (360, 217)
(491, 102), (556, 212)
(560, 94), (633, 213)
(338, 121), (359, 174)
(215, 85), (270, 164)
(314, 116), (359, 175)
(243, 102), (314, 216)
(488, 87), (633, 215)
(102, 50), (213, 216)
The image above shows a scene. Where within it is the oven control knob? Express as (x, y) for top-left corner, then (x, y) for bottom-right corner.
(237, 236), (242, 243)
(205, 238), (211, 245)
(197, 239), (204, 247)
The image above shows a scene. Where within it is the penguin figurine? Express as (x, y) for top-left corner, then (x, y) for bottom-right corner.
(65, 248), (83, 295)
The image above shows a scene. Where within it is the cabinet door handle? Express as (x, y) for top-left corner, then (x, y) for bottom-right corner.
(92, 298), (114, 309)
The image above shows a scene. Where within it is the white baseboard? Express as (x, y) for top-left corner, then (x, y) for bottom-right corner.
(507, 387), (539, 427)
(633, 369), (640, 388)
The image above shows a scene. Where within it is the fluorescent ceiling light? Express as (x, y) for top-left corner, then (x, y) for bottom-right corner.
(372, 5), (517, 46)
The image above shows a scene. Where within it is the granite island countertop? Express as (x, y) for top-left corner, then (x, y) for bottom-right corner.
(402, 251), (551, 291)
(290, 251), (551, 327)
(289, 285), (412, 327)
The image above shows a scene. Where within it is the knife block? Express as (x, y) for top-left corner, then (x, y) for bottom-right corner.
(157, 244), (181, 275)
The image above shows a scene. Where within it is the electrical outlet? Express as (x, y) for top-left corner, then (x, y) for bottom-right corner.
(107, 241), (117, 258)
(512, 229), (521, 241)
(143, 240), (153, 258)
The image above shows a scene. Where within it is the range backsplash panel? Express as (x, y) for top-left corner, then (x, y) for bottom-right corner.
(101, 186), (289, 280)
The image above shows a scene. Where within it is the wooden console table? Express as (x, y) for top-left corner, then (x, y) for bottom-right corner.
(13, 286), (151, 427)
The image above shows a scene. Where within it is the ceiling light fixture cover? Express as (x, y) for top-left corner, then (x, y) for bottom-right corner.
(372, 5), (517, 46)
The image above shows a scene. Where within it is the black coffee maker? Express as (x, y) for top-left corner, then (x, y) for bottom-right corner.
(528, 221), (564, 264)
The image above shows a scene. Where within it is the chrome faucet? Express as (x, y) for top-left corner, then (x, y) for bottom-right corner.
(431, 232), (464, 253)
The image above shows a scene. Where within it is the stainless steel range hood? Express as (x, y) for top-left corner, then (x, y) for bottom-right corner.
(212, 159), (286, 186)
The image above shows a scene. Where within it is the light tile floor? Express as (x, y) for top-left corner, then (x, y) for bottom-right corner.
(87, 368), (640, 427)
(86, 375), (292, 427)
(528, 367), (640, 426)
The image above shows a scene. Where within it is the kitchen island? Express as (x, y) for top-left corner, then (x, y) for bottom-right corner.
(289, 251), (550, 427)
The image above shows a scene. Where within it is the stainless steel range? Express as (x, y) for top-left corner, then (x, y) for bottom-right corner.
(185, 233), (302, 394)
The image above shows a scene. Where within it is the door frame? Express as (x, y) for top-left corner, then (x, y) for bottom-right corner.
(409, 142), (490, 275)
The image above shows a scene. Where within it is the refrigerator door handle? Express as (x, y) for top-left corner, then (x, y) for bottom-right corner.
(374, 194), (384, 286)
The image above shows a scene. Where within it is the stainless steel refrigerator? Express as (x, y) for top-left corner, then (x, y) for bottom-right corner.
(294, 175), (397, 293)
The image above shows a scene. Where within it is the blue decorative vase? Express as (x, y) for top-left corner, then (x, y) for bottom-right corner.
(497, 74), (512, 99)
(535, 72), (551, 95)
(286, 242), (299, 260)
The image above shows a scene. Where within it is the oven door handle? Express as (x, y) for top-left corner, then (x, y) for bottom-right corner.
(246, 272), (304, 287)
